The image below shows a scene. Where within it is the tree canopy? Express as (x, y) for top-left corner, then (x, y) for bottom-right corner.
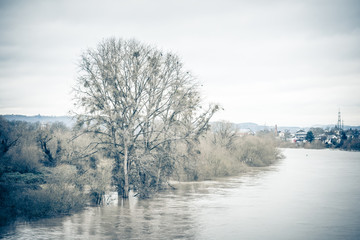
(73, 38), (218, 197)
(305, 131), (315, 143)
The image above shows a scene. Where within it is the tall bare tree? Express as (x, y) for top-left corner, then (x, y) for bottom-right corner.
(73, 38), (218, 198)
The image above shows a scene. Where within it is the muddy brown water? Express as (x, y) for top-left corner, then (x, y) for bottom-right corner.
(1, 148), (360, 239)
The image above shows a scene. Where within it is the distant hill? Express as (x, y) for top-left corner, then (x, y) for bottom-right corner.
(1, 115), (74, 127)
(210, 121), (297, 133)
(310, 124), (360, 131)
(2, 115), (359, 132)
(235, 123), (303, 133)
(235, 122), (271, 132)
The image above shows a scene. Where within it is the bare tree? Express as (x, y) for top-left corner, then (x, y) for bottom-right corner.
(284, 129), (291, 141)
(73, 38), (218, 198)
(0, 117), (19, 159)
(212, 121), (238, 150)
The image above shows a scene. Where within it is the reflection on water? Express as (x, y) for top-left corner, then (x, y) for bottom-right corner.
(1, 149), (360, 239)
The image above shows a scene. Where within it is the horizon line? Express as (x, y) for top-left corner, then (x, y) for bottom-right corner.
(2, 114), (359, 128)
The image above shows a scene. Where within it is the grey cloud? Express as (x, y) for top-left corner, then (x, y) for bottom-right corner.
(0, 0), (359, 125)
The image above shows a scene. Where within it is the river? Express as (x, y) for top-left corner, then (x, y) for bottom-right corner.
(1, 148), (360, 239)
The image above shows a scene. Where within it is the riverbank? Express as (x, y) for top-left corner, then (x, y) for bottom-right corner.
(278, 140), (360, 151)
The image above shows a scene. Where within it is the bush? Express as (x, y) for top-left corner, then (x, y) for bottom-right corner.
(2, 165), (87, 222)
(87, 158), (113, 204)
(0, 119), (114, 224)
(342, 138), (360, 151)
(304, 140), (325, 149)
(195, 135), (245, 180)
(236, 135), (283, 167)
(15, 186), (86, 219)
(175, 131), (282, 181)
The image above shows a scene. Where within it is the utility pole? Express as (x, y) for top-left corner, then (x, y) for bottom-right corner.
(337, 109), (342, 130)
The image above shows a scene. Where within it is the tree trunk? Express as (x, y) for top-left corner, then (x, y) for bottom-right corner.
(156, 160), (162, 192)
(123, 145), (129, 198)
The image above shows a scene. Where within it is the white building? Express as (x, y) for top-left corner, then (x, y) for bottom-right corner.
(295, 130), (307, 141)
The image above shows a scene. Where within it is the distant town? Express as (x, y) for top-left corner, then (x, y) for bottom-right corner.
(235, 111), (360, 151)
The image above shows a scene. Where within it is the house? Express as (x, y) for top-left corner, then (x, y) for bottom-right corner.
(295, 130), (307, 142)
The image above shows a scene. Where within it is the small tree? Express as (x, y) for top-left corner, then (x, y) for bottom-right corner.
(305, 131), (315, 143)
(73, 38), (218, 198)
(309, 127), (324, 138)
(284, 129), (291, 141)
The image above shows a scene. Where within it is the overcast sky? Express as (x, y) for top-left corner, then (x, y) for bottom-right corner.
(0, 0), (359, 127)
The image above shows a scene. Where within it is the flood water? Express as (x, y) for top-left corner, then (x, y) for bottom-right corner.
(1, 148), (360, 239)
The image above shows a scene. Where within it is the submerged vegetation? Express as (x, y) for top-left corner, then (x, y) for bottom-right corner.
(175, 123), (282, 181)
(0, 118), (111, 224)
(0, 118), (282, 225)
(0, 38), (282, 225)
